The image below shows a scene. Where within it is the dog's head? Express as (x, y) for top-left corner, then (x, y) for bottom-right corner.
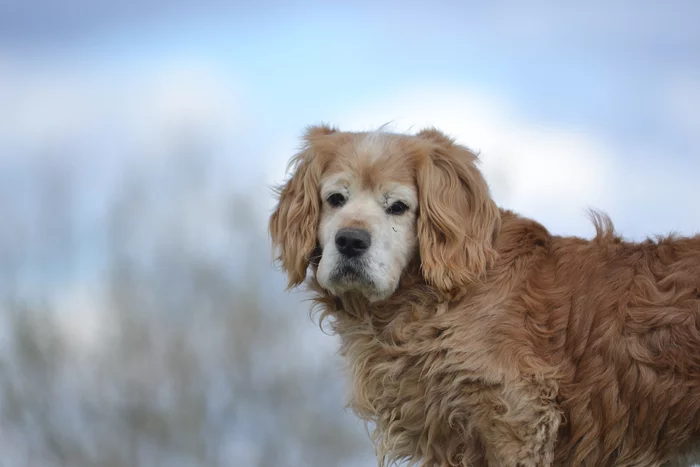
(269, 125), (500, 302)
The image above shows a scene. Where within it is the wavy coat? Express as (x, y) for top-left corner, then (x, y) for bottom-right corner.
(270, 125), (700, 466)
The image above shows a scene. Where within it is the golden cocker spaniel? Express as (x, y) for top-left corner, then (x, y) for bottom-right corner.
(269, 125), (700, 466)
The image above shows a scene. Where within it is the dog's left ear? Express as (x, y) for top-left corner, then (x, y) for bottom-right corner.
(415, 128), (501, 297)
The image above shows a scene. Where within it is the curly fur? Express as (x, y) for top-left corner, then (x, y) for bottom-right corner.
(270, 125), (700, 466)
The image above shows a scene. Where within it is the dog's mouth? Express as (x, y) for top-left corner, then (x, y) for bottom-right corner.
(329, 260), (374, 288)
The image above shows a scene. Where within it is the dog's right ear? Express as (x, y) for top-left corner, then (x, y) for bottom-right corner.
(269, 125), (336, 288)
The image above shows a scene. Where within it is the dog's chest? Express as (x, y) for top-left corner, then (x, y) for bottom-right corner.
(341, 328), (431, 416)
(338, 324), (491, 464)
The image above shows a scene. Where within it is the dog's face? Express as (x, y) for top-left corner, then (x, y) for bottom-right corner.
(270, 125), (501, 302)
(315, 139), (420, 301)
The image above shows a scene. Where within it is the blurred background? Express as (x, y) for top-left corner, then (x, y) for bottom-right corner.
(0, 1), (699, 466)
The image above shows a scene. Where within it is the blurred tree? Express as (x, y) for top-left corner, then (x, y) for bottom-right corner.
(0, 139), (374, 466)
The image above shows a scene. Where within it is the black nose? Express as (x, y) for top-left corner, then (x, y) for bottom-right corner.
(335, 228), (371, 258)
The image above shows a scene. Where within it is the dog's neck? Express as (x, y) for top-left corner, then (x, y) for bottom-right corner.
(306, 259), (448, 346)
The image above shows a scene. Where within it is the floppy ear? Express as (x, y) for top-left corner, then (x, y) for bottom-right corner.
(269, 125), (336, 288)
(415, 128), (501, 296)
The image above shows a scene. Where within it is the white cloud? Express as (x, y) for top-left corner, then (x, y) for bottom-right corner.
(127, 60), (242, 150)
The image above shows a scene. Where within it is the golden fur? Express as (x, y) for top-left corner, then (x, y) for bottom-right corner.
(269, 125), (700, 466)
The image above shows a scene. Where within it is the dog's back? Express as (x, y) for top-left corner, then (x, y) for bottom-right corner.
(532, 219), (700, 465)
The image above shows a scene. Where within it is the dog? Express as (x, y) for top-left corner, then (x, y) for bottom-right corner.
(269, 125), (700, 466)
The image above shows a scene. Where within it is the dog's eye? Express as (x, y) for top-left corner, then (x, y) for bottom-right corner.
(386, 201), (409, 215)
(327, 193), (346, 208)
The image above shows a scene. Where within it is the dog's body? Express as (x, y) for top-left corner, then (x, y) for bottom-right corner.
(269, 126), (700, 466)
